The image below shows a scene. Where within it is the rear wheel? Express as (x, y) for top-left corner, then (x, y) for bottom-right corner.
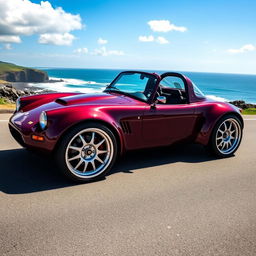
(208, 115), (242, 157)
(55, 123), (118, 182)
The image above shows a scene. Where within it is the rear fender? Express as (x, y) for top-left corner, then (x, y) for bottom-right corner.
(195, 102), (243, 145)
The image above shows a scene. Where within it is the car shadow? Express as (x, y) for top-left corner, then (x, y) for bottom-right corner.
(110, 143), (215, 175)
(0, 144), (215, 194)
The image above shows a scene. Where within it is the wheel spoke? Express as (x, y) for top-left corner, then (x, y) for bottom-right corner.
(96, 139), (105, 148)
(228, 122), (233, 131)
(82, 162), (88, 172)
(91, 160), (96, 170)
(223, 122), (227, 131)
(96, 156), (104, 164)
(98, 150), (108, 154)
(90, 132), (95, 144)
(216, 136), (223, 140)
(74, 159), (83, 170)
(217, 141), (224, 147)
(69, 146), (81, 151)
(68, 155), (80, 161)
(79, 135), (86, 146)
(218, 129), (224, 134)
(230, 130), (236, 135)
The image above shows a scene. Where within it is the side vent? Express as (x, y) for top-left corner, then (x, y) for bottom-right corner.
(120, 121), (131, 134)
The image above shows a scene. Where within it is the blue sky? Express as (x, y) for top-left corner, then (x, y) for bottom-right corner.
(0, 0), (256, 74)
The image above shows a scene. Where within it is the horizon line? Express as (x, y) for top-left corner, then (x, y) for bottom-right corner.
(32, 66), (256, 76)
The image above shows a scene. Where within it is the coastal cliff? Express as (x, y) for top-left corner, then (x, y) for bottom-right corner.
(0, 61), (48, 82)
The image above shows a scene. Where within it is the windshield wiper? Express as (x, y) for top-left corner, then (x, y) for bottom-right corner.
(105, 85), (120, 91)
(104, 87), (131, 97)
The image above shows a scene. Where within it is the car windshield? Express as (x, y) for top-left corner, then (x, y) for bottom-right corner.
(192, 82), (205, 97)
(105, 72), (158, 101)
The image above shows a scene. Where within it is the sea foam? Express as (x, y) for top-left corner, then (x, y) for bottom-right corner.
(28, 77), (107, 93)
(205, 95), (228, 102)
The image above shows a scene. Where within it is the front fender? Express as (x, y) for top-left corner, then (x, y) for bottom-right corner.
(45, 105), (125, 153)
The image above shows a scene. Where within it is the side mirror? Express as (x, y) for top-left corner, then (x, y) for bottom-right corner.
(157, 96), (166, 104)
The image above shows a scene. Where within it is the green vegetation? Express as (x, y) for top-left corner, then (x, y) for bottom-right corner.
(0, 97), (8, 104)
(0, 61), (42, 76)
(0, 97), (15, 109)
(0, 61), (27, 75)
(0, 61), (47, 83)
(242, 108), (256, 115)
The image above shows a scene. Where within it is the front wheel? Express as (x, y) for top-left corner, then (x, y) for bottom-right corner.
(208, 115), (243, 157)
(55, 123), (118, 182)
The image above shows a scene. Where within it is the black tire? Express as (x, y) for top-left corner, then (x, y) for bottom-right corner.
(208, 114), (243, 158)
(55, 122), (118, 182)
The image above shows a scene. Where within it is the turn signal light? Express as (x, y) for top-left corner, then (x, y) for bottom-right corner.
(32, 135), (44, 141)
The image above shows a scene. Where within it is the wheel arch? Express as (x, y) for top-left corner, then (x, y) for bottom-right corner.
(213, 111), (244, 130)
(206, 111), (243, 144)
(195, 110), (243, 146)
(53, 118), (124, 156)
(206, 111), (243, 157)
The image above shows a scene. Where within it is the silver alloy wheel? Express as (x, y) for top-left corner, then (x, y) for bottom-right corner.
(215, 118), (242, 155)
(65, 128), (114, 178)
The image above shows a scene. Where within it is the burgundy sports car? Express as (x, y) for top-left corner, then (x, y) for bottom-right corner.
(9, 71), (243, 182)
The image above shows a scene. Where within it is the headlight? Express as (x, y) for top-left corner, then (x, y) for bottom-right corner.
(16, 97), (20, 112)
(39, 111), (47, 130)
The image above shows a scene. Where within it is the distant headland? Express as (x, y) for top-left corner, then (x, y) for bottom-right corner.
(0, 61), (49, 83)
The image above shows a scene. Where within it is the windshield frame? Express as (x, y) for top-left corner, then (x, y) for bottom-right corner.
(104, 71), (160, 103)
(192, 82), (205, 98)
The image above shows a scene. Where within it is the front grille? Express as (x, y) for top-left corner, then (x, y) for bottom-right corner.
(120, 121), (131, 134)
(9, 124), (25, 147)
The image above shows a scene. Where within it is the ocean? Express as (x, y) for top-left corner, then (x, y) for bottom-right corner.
(31, 68), (256, 103)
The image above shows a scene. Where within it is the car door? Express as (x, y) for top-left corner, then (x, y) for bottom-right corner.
(142, 73), (198, 148)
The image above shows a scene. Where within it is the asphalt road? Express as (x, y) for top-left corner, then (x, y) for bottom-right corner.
(1, 114), (256, 256)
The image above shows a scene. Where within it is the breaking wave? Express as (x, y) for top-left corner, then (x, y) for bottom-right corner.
(205, 95), (228, 102)
(28, 77), (107, 93)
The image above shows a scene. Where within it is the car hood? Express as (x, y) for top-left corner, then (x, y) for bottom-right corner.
(55, 92), (140, 106)
(12, 92), (145, 131)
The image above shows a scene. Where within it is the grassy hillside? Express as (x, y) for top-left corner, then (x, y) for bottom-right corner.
(0, 61), (48, 82)
(0, 61), (41, 76)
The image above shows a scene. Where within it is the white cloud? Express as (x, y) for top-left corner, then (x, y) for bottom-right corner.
(98, 38), (108, 45)
(38, 33), (75, 46)
(148, 20), (187, 32)
(4, 43), (12, 50)
(0, 0), (82, 45)
(92, 46), (124, 56)
(0, 35), (21, 43)
(138, 35), (169, 44)
(74, 47), (88, 54)
(138, 35), (154, 42)
(156, 36), (169, 44)
(227, 44), (256, 54)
